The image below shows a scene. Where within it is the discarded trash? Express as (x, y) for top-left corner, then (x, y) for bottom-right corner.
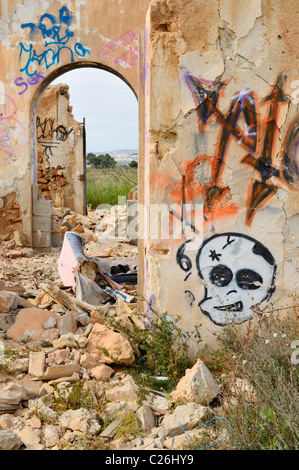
(103, 286), (135, 303)
(57, 232), (135, 305)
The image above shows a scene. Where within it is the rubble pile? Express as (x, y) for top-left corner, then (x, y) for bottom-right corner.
(0, 206), (221, 451)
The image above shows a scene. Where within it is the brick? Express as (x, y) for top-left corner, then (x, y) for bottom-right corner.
(32, 200), (52, 217)
(32, 232), (51, 248)
(33, 216), (52, 232)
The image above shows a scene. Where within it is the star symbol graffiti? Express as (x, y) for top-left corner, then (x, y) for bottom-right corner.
(209, 250), (222, 262)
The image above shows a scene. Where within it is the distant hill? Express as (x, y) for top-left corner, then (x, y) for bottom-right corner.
(95, 149), (138, 166)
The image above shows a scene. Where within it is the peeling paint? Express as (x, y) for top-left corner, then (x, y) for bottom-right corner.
(145, 0), (299, 351)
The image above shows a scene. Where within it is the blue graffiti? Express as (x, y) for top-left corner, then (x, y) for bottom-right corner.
(19, 7), (89, 77)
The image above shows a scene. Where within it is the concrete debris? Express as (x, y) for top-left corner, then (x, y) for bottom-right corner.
(159, 403), (212, 437)
(59, 409), (101, 435)
(0, 383), (37, 405)
(90, 364), (114, 381)
(0, 431), (23, 450)
(100, 418), (120, 438)
(136, 405), (156, 432)
(6, 308), (60, 343)
(86, 323), (135, 365)
(170, 359), (220, 406)
(0, 204), (225, 451)
(28, 351), (46, 378)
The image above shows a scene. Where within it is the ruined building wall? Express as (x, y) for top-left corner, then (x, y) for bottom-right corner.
(144, 0), (299, 352)
(0, 0), (151, 244)
(36, 84), (84, 214)
(0, 0), (298, 353)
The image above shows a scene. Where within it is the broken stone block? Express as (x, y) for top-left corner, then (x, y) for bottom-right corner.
(43, 426), (60, 448)
(160, 403), (212, 437)
(13, 230), (27, 247)
(136, 405), (156, 432)
(0, 404), (19, 415)
(86, 323), (135, 365)
(74, 312), (89, 327)
(59, 409), (101, 434)
(103, 400), (139, 421)
(170, 359), (220, 406)
(0, 383), (37, 405)
(52, 333), (78, 349)
(90, 364), (114, 381)
(48, 372), (80, 385)
(0, 431), (22, 450)
(29, 351), (46, 378)
(105, 378), (139, 403)
(100, 419), (120, 438)
(47, 349), (69, 365)
(74, 334), (88, 348)
(64, 215), (77, 228)
(0, 314), (16, 332)
(28, 415), (42, 429)
(152, 396), (170, 411)
(39, 363), (80, 381)
(28, 396), (56, 422)
(59, 312), (76, 336)
(16, 426), (41, 447)
(80, 353), (98, 369)
(0, 291), (19, 313)
(0, 291), (37, 313)
(35, 291), (53, 309)
(0, 415), (14, 431)
(72, 225), (84, 234)
(6, 308), (59, 343)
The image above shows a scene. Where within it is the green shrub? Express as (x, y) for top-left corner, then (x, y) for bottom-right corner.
(98, 302), (199, 399)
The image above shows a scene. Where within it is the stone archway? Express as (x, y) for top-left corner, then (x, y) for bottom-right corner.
(30, 61), (140, 249)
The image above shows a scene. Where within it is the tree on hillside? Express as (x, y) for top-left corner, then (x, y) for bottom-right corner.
(87, 153), (117, 169)
(129, 160), (138, 168)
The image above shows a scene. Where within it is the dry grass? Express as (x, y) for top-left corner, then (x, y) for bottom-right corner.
(86, 167), (137, 208)
(192, 307), (299, 450)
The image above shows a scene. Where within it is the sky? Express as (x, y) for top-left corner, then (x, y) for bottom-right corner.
(52, 68), (138, 153)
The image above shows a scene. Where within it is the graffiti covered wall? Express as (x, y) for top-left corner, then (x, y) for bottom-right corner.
(144, 0), (299, 351)
(0, 0), (151, 242)
(36, 83), (84, 213)
(0, 0), (298, 352)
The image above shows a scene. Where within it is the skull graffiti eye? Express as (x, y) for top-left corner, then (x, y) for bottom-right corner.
(209, 265), (233, 287)
(236, 269), (263, 290)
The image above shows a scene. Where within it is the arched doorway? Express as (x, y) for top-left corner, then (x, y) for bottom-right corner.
(30, 62), (138, 248)
(30, 62), (140, 299)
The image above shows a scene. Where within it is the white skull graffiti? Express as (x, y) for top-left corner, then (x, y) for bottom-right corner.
(194, 233), (277, 326)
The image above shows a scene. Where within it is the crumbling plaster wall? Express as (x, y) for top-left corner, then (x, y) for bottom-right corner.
(0, 0), (150, 244)
(144, 0), (299, 352)
(36, 83), (84, 214)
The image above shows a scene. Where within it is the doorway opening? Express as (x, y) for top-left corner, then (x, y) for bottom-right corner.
(33, 65), (139, 298)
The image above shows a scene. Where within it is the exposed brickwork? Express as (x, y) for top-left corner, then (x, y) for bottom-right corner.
(0, 192), (22, 235)
(37, 163), (69, 207)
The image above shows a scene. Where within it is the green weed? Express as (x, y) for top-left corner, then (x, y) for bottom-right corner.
(86, 167), (137, 208)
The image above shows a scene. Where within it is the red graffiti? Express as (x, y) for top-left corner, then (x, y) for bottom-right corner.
(183, 70), (297, 225)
